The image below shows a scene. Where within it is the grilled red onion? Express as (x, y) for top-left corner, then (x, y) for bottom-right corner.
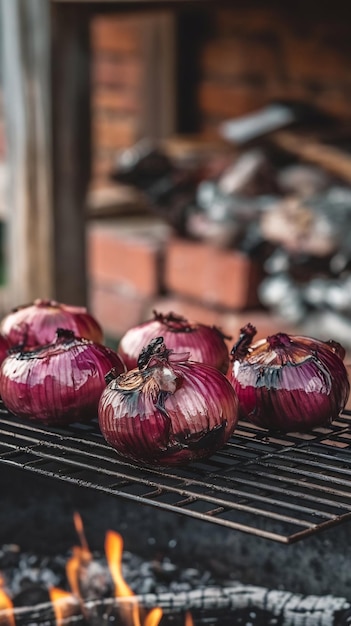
(228, 323), (350, 432)
(0, 333), (10, 365)
(0, 329), (125, 425)
(99, 336), (239, 466)
(118, 310), (230, 373)
(0, 299), (103, 348)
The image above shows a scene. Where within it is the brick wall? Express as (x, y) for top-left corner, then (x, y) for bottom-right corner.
(90, 15), (147, 187)
(87, 217), (298, 343)
(89, 5), (351, 187)
(90, 12), (175, 188)
(87, 5), (351, 343)
(198, 5), (351, 136)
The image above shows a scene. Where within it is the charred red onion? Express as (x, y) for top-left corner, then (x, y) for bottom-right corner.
(118, 310), (230, 373)
(0, 333), (10, 365)
(98, 336), (239, 466)
(0, 328), (125, 425)
(0, 299), (103, 348)
(228, 323), (350, 431)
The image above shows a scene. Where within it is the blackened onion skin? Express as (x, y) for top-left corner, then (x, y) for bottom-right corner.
(229, 324), (350, 432)
(99, 338), (239, 467)
(118, 310), (230, 373)
(0, 329), (125, 425)
(0, 299), (103, 348)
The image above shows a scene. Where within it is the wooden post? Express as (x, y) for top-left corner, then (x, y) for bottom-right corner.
(0, 0), (54, 309)
(0, 0), (91, 309)
(51, 3), (91, 306)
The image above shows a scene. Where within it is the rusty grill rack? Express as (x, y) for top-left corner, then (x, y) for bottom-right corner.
(1, 401), (351, 544)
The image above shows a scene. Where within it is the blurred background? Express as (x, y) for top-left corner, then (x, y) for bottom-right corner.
(2, 0), (351, 349)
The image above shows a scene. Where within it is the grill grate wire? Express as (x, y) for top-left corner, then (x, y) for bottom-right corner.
(1, 402), (351, 543)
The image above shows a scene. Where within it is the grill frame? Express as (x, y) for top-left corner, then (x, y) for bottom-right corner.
(1, 402), (351, 544)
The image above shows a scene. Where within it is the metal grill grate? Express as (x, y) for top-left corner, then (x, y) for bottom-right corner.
(1, 402), (351, 544)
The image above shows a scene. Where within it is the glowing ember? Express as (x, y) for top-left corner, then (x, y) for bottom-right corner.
(0, 576), (15, 626)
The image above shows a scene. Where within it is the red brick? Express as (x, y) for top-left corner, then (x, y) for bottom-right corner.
(92, 88), (140, 114)
(201, 38), (279, 81)
(91, 57), (142, 88)
(267, 81), (316, 104)
(164, 238), (263, 310)
(89, 283), (150, 339)
(87, 218), (171, 298)
(91, 116), (138, 150)
(198, 81), (268, 119)
(91, 16), (143, 55)
(282, 35), (351, 85)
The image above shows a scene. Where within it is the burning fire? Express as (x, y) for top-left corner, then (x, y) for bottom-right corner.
(105, 529), (163, 626)
(49, 587), (76, 626)
(0, 512), (193, 626)
(65, 513), (163, 626)
(0, 576), (15, 626)
(185, 611), (194, 626)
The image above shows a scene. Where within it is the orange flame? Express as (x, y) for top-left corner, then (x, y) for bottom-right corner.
(0, 576), (15, 626)
(66, 512), (93, 602)
(105, 530), (141, 626)
(185, 610), (194, 626)
(73, 512), (90, 555)
(49, 587), (75, 626)
(105, 531), (135, 599)
(105, 530), (163, 626)
(144, 607), (163, 626)
(66, 546), (86, 599)
(64, 512), (95, 626)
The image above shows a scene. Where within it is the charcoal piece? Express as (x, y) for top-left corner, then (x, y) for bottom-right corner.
(111, 140), (199, 236)
(336, 608), (351, 625)
(111, 139), (173, 190)
(13, 583), (50, 607)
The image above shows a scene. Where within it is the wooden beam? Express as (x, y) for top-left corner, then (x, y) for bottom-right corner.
(0, 0), (54, 308)
(270, 130), (351, 185)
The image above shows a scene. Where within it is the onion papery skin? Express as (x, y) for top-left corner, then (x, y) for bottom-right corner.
(98, 342), (239, 467)
(0, 330), (126, 425)
(118, 311), (230, 373)
(228, 325), (350, 432)
(0, 299), (103, 349)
